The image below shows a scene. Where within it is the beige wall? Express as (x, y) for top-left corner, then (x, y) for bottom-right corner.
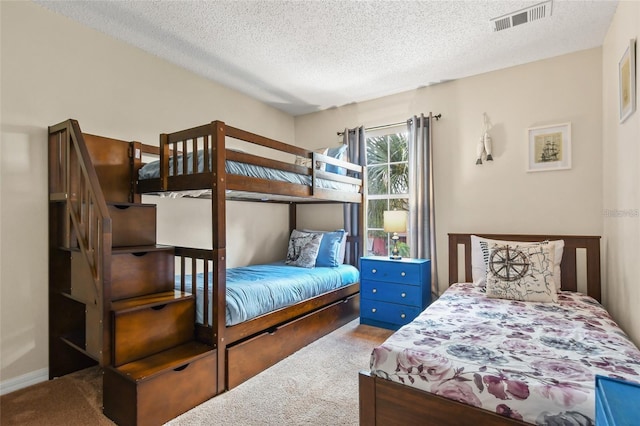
(602, 1), (640, 345)
(0, 2), (293, 389)
(296, 47), (604, 298)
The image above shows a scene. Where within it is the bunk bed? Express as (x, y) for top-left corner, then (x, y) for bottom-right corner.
(359, 233), (640, 425)
(135, 120), (365, 392)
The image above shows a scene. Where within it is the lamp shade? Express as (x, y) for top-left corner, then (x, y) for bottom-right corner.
(383, 210), (407, 233)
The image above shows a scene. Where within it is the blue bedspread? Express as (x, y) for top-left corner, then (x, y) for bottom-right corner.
(177, 262), (359, 326)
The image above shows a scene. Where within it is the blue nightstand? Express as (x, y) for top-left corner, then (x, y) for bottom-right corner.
(596, 375), (640, 425)
(359, 256), (430, 330)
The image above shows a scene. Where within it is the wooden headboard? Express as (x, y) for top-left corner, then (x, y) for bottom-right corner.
(448, 233), (602, 302)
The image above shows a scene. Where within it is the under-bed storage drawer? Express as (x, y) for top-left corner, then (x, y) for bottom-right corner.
(226, 294), (359, 389)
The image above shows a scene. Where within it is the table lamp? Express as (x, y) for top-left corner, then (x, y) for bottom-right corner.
(383, 210), (407, 260)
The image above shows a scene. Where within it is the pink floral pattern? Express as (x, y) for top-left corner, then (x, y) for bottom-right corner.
(369, 284), (640, 425)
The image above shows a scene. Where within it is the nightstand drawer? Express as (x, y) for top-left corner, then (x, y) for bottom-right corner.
(360, 259), (422, 285)
(361, 298), (421, 327)
(361, 282), (420, 306)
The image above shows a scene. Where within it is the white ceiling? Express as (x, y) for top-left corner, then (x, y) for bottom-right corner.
(35, 0), (618, 116)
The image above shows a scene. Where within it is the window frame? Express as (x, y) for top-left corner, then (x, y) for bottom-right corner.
(364, 126), (410, 257)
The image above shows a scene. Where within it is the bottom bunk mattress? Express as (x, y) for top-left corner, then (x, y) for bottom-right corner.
(178, 262), (359, 326)
(369, 283), (640, 425)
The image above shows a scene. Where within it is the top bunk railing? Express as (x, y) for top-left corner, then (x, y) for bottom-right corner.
(137, 120), (364, 203)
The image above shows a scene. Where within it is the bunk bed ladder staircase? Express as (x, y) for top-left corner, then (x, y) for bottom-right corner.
(48, 120), (216, 426)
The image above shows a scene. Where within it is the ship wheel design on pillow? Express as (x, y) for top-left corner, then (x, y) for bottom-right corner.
(489, 245), (530, 281)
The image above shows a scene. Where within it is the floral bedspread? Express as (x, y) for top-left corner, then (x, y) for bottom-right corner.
(370, 283), (640, 425)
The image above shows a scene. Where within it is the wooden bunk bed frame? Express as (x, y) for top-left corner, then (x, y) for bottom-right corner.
(359, 233), (602, 426)
(135, 120), (365, 392)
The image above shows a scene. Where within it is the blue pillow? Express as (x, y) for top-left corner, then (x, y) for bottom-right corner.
(325, 144), (348, 175)
(313, 229), (346, 267)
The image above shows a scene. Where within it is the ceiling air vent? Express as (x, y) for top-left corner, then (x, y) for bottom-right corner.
(491, 0), (553, 32)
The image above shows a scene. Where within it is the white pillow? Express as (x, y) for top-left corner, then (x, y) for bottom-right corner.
(470, 235), (564, 292)
(486, 243), (558, 303)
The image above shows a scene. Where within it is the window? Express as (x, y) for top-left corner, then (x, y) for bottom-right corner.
(365, 130), (409, 257)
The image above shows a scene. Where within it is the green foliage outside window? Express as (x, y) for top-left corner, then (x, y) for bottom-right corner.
(366, 132), (410, 256)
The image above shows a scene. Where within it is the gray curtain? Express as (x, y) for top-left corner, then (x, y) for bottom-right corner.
(407, 113), (438, 298)
(343, 126), (365, 265)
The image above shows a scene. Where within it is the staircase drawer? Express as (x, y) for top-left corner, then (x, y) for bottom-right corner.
(109, 203), (156, 247)
(111, 249), (174, 300)
(113, 293), (195, 366)
(104, 342), (216, 426)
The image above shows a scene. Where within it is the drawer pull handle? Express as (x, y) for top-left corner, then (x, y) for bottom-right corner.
(152, 304), (167, 311)
(401, 272), (406, 277)
(372, 288), (377, 294)
(372, 269), (377, 274)
(371, 308), (377, 313)
(174, 363), (190, 372)
(401, 292), (406, 298)
(400, 313), (406, 319)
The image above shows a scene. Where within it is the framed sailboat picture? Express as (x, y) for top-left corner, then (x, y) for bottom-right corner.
(527, 122), (571, 172)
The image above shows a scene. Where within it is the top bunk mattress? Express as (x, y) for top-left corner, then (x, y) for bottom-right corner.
(138, 150), (360, 195)
(369, 283), (640, 425)
(179, 261), (359, 326)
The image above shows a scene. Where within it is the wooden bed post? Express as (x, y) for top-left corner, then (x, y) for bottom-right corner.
(129, 141), (142, 204)
(211, 121), (228, 394)
(160, 133), (169, 191)
(289, 203), (297, 234)
(359, 371), (376, 425)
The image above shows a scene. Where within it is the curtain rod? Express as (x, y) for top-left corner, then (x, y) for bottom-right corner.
(337, 113), (441, 136)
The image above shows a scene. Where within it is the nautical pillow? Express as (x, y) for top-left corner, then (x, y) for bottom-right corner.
(485, 243), (558, 303)
(471, 235), (564, 292)
(285, 230), (323, 268)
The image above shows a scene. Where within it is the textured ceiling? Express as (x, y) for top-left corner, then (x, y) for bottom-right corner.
(35, 0), (618, 116)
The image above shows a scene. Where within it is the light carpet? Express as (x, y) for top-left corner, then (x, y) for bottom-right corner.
(1, 320), (392, 425)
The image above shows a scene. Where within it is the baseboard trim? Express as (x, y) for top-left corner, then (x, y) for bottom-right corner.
(0, 368), (49, 396)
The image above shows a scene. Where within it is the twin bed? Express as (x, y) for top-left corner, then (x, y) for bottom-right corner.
(360, 233), (640, 425)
